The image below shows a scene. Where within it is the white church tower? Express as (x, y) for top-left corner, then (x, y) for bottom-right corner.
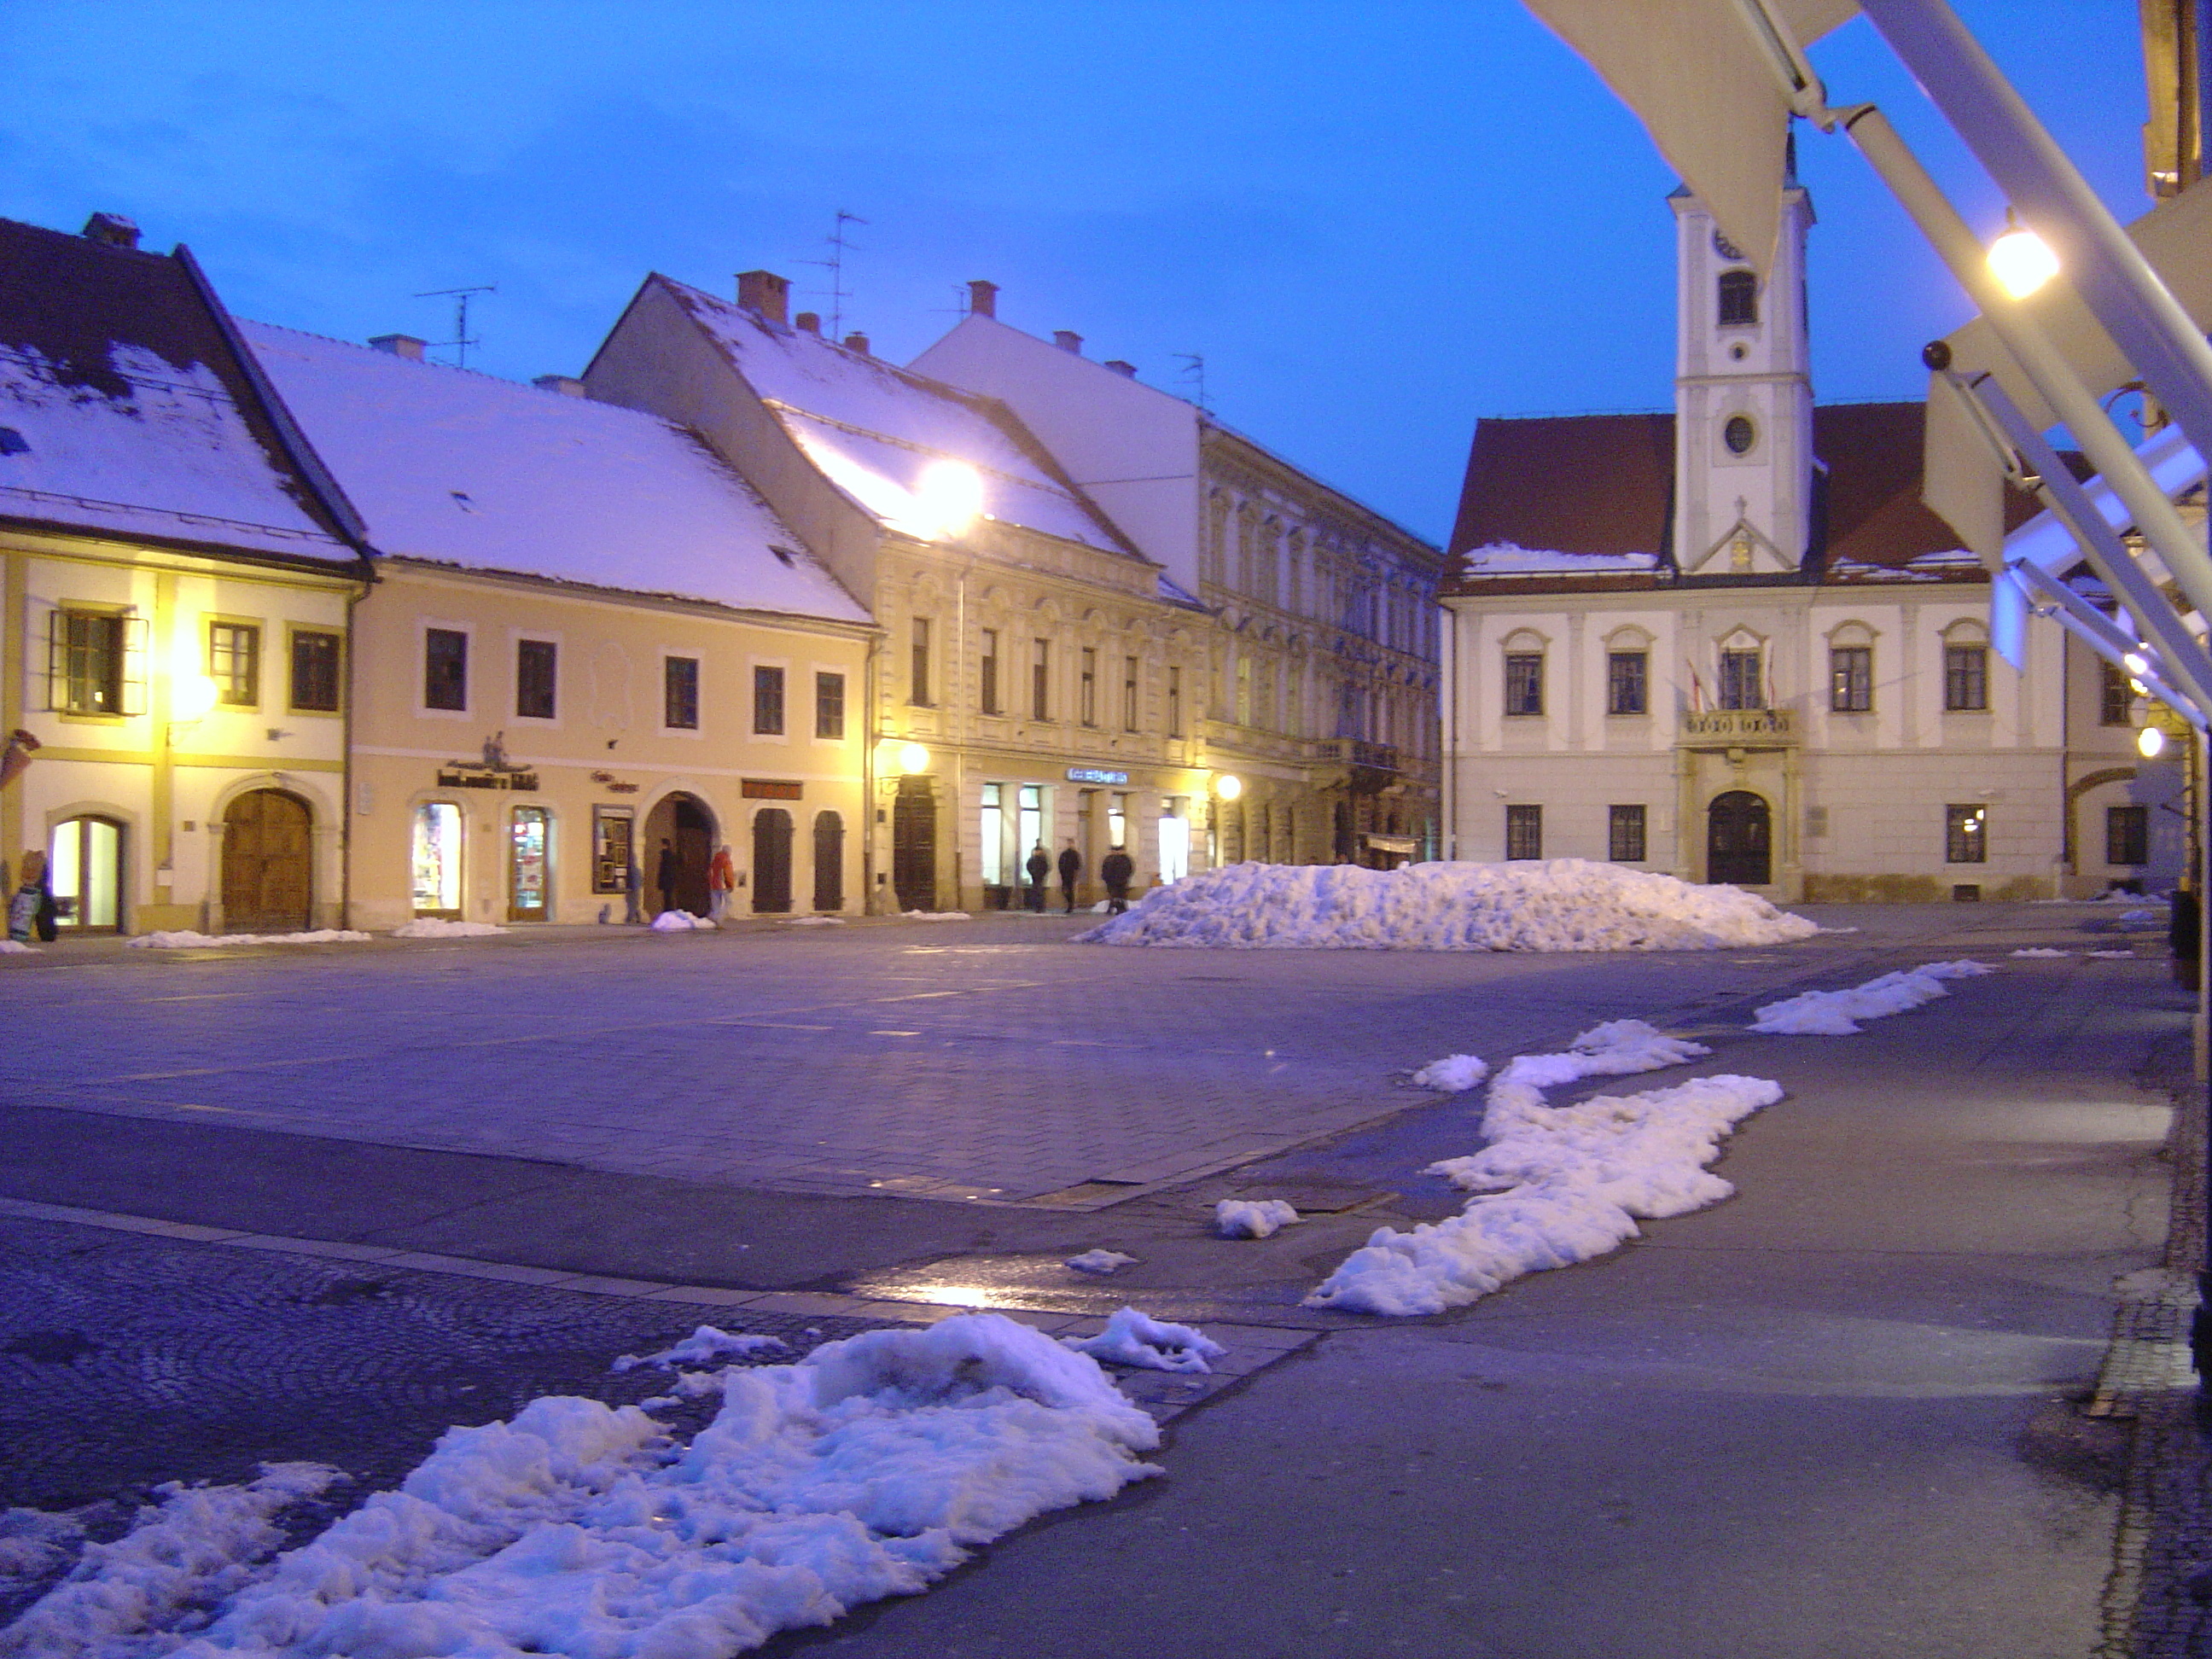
(1669, 152), (1816, 574)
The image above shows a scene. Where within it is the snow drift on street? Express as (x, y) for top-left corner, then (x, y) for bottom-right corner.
(1064, 1249), (1137, 1275)
(1076, 859), (1819, 952)
(1213, 1199), (1301, 1239)
(125, 929), (370, 949)
(1410, 1053), (1489, 1092)
(1748, 960), (1993, 1035)
(1307, 1020), (1778, 1316)
(1062, 1309), (1225, 1374)
(9, 1315), (1161, 1658)
(390, 918), (508, 939)
(649, 910), (716, 932)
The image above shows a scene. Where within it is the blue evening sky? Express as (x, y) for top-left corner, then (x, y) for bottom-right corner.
(0, 2), (2146, 544)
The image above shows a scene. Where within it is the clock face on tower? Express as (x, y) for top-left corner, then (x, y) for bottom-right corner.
(1712, 229), (1746, 262)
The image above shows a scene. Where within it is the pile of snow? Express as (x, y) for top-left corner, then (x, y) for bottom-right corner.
(2089, 948), (2137, 959)
(2010, 947), (2070, 958)
(9, 1315), (1159, 1657)
(611, 1325), (789, 1372)
(125, 928), (370, 949)
(2122, 908), (2163, 924)
(649, 909), (716, 932)
(1749, 960), (1993, 1036)
(1214, 1199), (1301, 1239)
(1410, 1053), (1489, 1093)
(1064, 1308), (1225, 1374)
(1065, 1249), (1137, 1276)
(389, 917), (507, 939)
(1, 1463), (342, 1654)
(0, 940), (38, 955)
(1308, 1019), (1778, 1316)
(781, 916), (847, 927)
(1078, 860), (1819, 952)
(903, 911), (970, 922)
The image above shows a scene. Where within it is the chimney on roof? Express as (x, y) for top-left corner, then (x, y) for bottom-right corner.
(843, 332), (870, 356)
(1053, 330), (1083, 355)
(736, 269), (791, 326)
(82, 212), (140, 249)
(1104, 359), (1138, 378)
(967, 280), (999, 319)
(369, 334), (427, 361)
(533, 375), (587, 397)
(795, 311), (821, 335)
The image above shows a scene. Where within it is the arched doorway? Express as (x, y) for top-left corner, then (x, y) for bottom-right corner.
(49, 815), (124, 932)
(642, 793), (714, 917)
(1706, 790), (1773, 886)
(753, 808), (793, 913)
(223, 789), (311, 932)
(812, 811), (844, 912)
(892, 778), (935, 911)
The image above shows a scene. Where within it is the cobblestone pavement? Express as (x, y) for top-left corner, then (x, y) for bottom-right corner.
(0, 908), (1997, 1208)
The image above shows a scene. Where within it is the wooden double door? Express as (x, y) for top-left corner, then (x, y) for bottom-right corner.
(222, 789), (313, 933)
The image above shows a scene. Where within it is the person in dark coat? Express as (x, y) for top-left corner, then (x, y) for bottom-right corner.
(1024, 844), (1051, 911)
(1057, 841), (1083, 913)
(655, 837), (678, 916)
(1100, 847), (1135, 914)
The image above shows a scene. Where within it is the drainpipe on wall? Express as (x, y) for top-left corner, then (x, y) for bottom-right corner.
(340, 563), (376, 930)
(862, 627), (882, 914)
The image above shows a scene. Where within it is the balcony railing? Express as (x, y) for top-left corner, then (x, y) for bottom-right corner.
(1678, 707), (1796, 745)
(1315, 737), (1400, 772)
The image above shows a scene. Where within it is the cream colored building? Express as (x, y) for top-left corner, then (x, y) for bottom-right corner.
(242, 320), (875, 930)
(911, 287), (1447, 869)
(583, 271), (1216, 912)
(1, 213), (367, 936)
(1441, 178), (2168, 902)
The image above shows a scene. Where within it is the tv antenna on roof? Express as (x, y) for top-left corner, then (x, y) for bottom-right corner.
(416, 285), (496, 370)
(800, 211), (867, 340)
(1173, 352), (1209, 412)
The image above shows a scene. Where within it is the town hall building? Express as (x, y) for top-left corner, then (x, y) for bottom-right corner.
(1441, 166), (2168, 902)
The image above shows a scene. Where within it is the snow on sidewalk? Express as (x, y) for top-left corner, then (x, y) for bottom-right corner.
(1076, 859), (1819, 952)
(3, 1315), (1164, 1659)
(1747, 960), (1992, 1036)
(1308, 1021), (1779, 1316)
(125, 929), (371, 949)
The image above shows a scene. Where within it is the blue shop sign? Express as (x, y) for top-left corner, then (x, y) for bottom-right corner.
(1065, 766), (1129, 785)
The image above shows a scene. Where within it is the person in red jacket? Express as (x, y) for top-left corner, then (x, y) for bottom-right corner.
(707, 843), (736, 922)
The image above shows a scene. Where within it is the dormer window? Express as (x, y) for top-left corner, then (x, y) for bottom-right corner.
(1717, 268), (1758, 328)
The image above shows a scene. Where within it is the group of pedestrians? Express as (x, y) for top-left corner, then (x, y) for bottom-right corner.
(1023, 841), (1135, 915)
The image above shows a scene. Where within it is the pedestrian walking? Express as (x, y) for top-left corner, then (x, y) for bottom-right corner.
(707, 842), (736, 923)
(9, 848), (53, 943)
(624, 853), (643, 925)
(1024, 844), (1051, 912)
(655, 837), (678, 917)
(1100, 847), (1134, 914)
(1057, 840), (1083, 914)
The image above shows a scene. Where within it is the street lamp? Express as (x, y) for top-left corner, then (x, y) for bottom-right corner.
(2140, 725), (2169, 759)
(896, 742), (930, 775)
(1214, 772), (1243, 801)
(1987, 211), (2060, 300)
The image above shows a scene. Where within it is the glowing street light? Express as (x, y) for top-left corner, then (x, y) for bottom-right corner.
(896, 742), (930, 774)
(912, 461), (983, 540)
(2139, 725), (2168, 759)
(1214, 772), (1243, 801)
(1987, 212), (2059, 300)
(171, 673), (219, 724)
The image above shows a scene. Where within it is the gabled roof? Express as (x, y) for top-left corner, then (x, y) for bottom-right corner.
(650, 277), (1145, 559)
(1445, 400), (2046, 595)
(242, 320), (868, 624)
(0, 216), (359, 565)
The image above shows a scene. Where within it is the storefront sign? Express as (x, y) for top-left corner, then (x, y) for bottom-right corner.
(742, 777), (804, 800)
(436, 765), (539, 791)
(590, 770), (640, 795)
(1065, 767), (1128, 785)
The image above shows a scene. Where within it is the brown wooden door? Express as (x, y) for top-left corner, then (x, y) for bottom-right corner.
(223, 789), (312, 932)
(1706, 790), (1772, 887)
(752, 808), (793, 913)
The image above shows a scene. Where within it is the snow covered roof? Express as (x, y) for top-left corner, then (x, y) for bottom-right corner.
(1445, 402), (2029, 593)
(240, 320), (869, 625)
(654, 278), (1142, 558)
(0, 216), (357, 563)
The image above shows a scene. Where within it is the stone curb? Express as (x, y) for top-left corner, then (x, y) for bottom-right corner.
(0, 1196), (1316, 1423)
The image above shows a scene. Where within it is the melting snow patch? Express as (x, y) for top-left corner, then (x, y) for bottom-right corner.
(1065, 1249), (1138, 1276)
(1063, 1308), (1225, 1374)
(781, 916), (847, 927)
(1748, 961), (1993, 1035)
(2011, 947), (2070, 958)
(611, 1325), (790, 1372)
(1307, 1017), (1773, 1316)
(649, 910), (717, 931)
(24, 1315), (1158, 1657)
(389, 917), (508, 939)
(1213, 1199), (1301, 1240)
(902, 911), (971, 922)
(125, 929), (370, 949)
(1076, 859), (1819, 952)
(1, 1463), (343, 1654)
(0, 940), (38, 954)
(2121, 908), (2163, 925)
(2089, 949), (2136, 959)
(1410, 1053), (1489, 1092)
